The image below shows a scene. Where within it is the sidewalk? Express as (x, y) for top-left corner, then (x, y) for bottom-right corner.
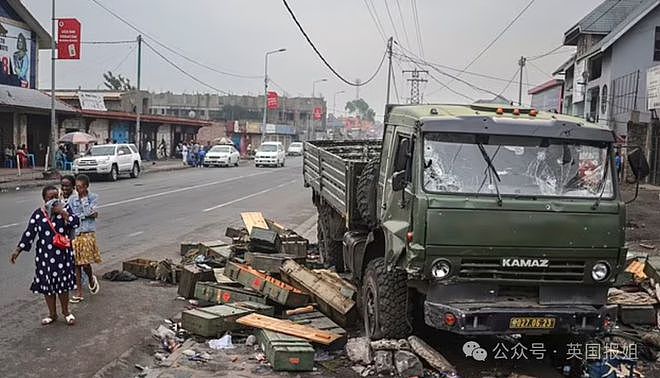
(0, 159), (190, 192)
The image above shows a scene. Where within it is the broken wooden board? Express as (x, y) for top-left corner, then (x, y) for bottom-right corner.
(287, 310), (347, 348)
(236, 313), (342, 345)
(194, 281), (267, 305)
(257, 329), (314, 371)
(280, 259), (356, 326)
(625, 259), (648, 280)
(213, 269), (240, 286)
(196, 240), (232, 260)
(241, 212), (269, 234)
(312, 269), (357, 299)
(245, 252), (305, 274)
(408, 335), (457, 376)
(180, 242), (199, 256)
(224, 261), (309, 307)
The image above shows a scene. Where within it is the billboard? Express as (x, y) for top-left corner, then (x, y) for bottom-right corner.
(0, 22), (34, 88)
(313, 107), (323, 120)
(267, 91), (278, 109)
(78, 92), (107, 111)
(57, 18), (81, 60)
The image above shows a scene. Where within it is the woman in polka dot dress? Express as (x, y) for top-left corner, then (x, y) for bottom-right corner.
(10, 185), (80, 325)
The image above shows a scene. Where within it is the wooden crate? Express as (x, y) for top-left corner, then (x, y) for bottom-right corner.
(181, 309), (220, 337)
(245, 252), (305, 274)
(122, 258), (158, 280)
(229, 301), (275, 317)
(177, 265), (215, 299)
(287, 310), (347, 348)
(257, 329), (314, 371)
(224, 262), (309, 307)
(198, 305), (253, 332)
(194, 281), (267, 304)
(280, 235), (309, 257)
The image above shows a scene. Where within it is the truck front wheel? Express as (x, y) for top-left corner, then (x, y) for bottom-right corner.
(318, 205), (345, 271)
(362, 257), (412, 340)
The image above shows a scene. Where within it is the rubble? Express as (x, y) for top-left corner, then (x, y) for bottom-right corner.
(373, 350), (394, 375)
(408, 336), (457, 377)
(394, 350), (424, 378)
(346, 337), (373, 364)
(370, 339), (411, 351)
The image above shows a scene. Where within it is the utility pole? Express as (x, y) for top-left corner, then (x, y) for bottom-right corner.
(403, 69), (428, 104)
(518, 56), (526, 106)
(49, 0), (56, 169)
(355, 78), (361, 99)
(136, 35), (142, 148)
(385, 37), (393, 105)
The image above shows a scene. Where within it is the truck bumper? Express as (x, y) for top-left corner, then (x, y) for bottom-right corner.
(424, 301), (614, 335)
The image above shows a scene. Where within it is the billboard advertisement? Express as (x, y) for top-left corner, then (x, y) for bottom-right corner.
(267, 91), (279, 109)
(57, 18), (81, 60)
(0, 21), (34, 88)
(78, 92), (107, 111)
(313, 107), (323, 120)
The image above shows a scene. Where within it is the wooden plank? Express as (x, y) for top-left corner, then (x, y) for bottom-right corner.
(241, 212), (269, 234)
(280, 259), (356, 326)
(236, 313), (342, 345)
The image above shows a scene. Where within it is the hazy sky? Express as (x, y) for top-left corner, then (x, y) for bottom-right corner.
(23, 0), (603, 116)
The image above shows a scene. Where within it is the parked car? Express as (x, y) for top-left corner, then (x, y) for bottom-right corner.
(204, 144), (240, 167)
(287, 142), (304, 156)
(255, 141), (285, 167)
(73, 143), (142, 181)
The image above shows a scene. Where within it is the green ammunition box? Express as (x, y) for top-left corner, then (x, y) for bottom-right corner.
(257, 329), (315, 371)
(229, 301), (275, 317)
(194, 281), (267, 304)
(224, 262), (309, 307)
(245, 252), (306, 274)
(198, 305), (253, 332)
(181, 309), (221, 337)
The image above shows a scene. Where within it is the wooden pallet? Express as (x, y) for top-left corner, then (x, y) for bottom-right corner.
(236, 313), (342, 345)
(241, 212), (269, 234)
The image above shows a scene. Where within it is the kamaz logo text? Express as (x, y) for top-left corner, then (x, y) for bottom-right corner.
(501, 259), (550, 268)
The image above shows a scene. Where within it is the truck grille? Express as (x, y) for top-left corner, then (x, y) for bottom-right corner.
(458, 258), (586, 283)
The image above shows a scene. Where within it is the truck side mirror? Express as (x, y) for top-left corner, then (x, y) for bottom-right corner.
(628, 148), (649, 180)
(392, 170), (407, 191)
(394, 138), (411, 172)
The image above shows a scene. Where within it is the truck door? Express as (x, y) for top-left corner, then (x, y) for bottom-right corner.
(381, 129), (415, 265)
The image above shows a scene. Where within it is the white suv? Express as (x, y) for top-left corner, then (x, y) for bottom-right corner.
(73, 143), (142, 181)
(255, 141), (285, 167)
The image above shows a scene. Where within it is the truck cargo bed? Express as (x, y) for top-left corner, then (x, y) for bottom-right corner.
(303, 140), (381, 227)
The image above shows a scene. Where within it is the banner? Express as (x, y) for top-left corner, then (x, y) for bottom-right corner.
(267, 91), (279, 109)
(0, 22), (34, 88)
(57, 18), (81, 60)
(313, 107), (323, 121)
(78, 92), (107, 111)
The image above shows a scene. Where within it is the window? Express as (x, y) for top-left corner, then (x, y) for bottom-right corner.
(654, 27), (660, 61)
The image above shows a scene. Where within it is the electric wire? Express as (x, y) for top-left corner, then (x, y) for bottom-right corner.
(438, 0), (536, 94)
(384, 0), (402, 46)
(528, 60), (554, 80)
(143, 40), (230, 95)
(89, 0), (262, 79)
(497, 68), (521, 98)
(362, 0), (387, 41)
(394, 0), (412, 50)
(281, 0), (388, 87)
(410, 0), (424, 57)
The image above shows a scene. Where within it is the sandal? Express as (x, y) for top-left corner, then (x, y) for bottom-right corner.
(64, 313), (76, 325)
(89, 275), (100, 295)
(41, 315), (57, 325)
(69, 296), (84, 303)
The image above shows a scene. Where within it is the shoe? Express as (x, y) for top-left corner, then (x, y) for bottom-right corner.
(89, 275), (100, 294)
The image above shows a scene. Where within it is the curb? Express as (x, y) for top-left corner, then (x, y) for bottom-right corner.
(0, 164), (191, 193)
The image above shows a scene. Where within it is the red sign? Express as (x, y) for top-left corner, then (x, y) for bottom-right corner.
(57, 18), (81, 60)
(267, 91), (279, 110)
(313, 107), (323, 121)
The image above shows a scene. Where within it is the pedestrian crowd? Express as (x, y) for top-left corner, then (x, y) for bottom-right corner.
(3, 143), (30, 168)
(177, 139), (213, 167)
(11, 174), (102, 326)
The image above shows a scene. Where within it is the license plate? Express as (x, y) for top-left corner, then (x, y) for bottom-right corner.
(509, 317), (556, 329)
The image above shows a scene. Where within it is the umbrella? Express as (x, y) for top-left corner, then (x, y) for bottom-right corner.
(59, 131), (97, 144)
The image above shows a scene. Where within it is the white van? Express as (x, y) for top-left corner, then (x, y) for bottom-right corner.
(255, 141), (285, 167)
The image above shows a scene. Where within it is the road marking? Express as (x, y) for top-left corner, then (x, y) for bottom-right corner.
(203, 180), (296, 212)
(98, 171), (270, 209)
(0, 222), (20, 229)
(127, 231), (144, 237)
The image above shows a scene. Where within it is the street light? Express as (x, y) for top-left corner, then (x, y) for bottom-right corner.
(312, 78), (328, 97)
(333, 90), (345, 116)
(263, 48), (287, 131)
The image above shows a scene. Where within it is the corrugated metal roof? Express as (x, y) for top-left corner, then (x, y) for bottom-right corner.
(565, 0), (645, 43)
(0, 84), (76, 112)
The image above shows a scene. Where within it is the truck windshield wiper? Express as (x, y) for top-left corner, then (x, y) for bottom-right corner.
(477, 143), (503, 206)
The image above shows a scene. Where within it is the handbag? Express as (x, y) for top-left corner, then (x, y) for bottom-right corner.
(42, 209), (71, 250)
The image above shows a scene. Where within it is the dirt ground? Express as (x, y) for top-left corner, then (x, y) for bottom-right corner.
(625, 185), (660, 254)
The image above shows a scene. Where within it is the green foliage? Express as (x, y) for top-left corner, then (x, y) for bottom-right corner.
(102, 71), (134, 91)
(345, 98), (375, 122)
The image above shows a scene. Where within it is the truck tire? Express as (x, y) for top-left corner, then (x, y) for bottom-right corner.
(362, 257), (411, 340)
(318, 204), (345, 272)
(357, 158), (380, 229)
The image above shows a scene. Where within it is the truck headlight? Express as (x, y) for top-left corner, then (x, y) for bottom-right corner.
(591, 262), (610, 282)
(431, 260), (451, 280)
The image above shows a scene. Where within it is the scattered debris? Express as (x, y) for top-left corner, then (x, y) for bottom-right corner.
(208, 334), (234, 350)
(224, 261), (309, 307)
(346, 337), (373, 365)
(257, 329), (315, 371)
(373, 350), (394, 375)
(640, 243), (656, 250)
(394, 350), (424, 377)
(608, 288), (657, 305)
(101, 270), (137, 281)
(370, 339), (411, 351)
(287, 311), (347, 348)
(285, 305), (315, 317)
(626, 259), (649, 281)
(177, 265), (215, 299)
(236, 313), (342, 345)
(407, 336), (457, 377)
(245, 252), (305, 273)
(245, 334), (257, 347)
(122, 258), (159, 280)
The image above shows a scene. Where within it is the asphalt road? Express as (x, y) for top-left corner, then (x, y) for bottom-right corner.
(0, 157), (317, 377)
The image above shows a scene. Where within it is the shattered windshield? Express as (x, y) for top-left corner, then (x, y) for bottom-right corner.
(423, 133), (613, 198)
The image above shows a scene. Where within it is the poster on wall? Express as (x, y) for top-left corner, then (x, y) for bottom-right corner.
(572, 59), (586, 104)
(0, 22), (33, 88)
(647, 65), (660, 110)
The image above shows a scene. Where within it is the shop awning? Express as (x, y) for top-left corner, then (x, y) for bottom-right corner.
(0, 84), (76, 113)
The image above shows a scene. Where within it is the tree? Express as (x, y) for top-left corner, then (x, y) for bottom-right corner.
(102, 71), (134, 90)
(345, 98), (375, 122)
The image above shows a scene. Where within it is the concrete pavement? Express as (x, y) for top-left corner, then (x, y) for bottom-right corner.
(0, 157), (316, 377)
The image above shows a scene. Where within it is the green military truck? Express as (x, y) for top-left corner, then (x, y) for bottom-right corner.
(303, 103), (649, 340)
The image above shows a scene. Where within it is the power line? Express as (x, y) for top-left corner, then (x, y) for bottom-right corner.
(108, 44), (136, 73)
(281, 0), (388, 87)
(383, 0), (401, 46)
(528, 60), (553, 80)
(82, 40), (135, 45)
(89, 0), (262, 79)
(143, 40), (229, 95)
(394, 0), (412, 50)
(497, 68), (521, 98)
(439, 0), (536, 94)
(410, 0), (424, 57)
(362, 0), (387, 41)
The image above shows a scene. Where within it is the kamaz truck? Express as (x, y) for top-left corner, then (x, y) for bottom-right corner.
(303, 104), (648, 340)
